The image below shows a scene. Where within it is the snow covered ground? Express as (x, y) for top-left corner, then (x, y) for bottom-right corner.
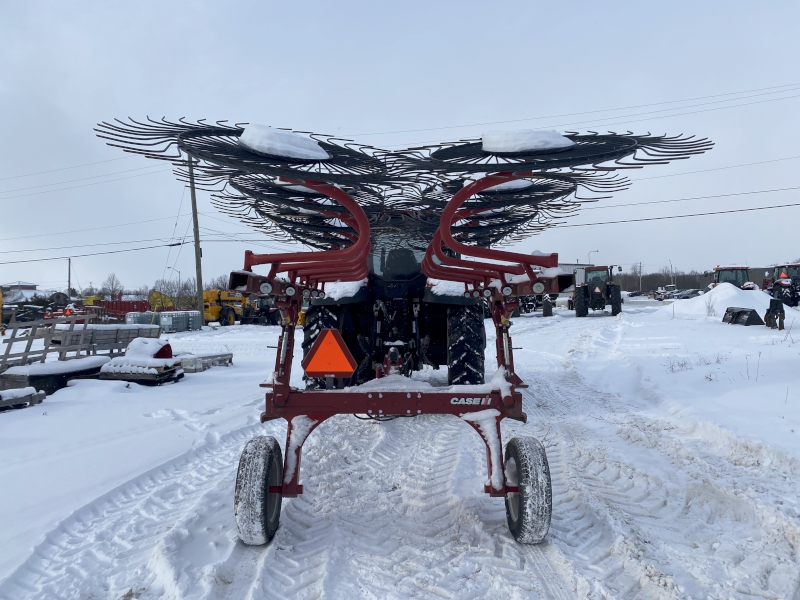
(1, 284), (799, 599)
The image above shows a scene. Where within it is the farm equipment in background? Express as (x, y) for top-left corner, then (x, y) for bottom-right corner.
(705, 266), (758, 291)
(97, 117), (711, 547)
(203, 289), (245, 326)
(762, 264), (800, 307)
(569, 265), (623, 316)
(240, 294), (280, 325)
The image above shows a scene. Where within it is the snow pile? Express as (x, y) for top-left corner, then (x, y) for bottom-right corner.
(4, 356), (110, 376)
(537, 266), (565, 278)
(125, 338), (171, 358)
(481, 130), (574, 153)
(284, 415), (318, 484)
(0, 387), (39, 401)
(100, 338), (179, 374)
(238, 125), (329, 161)
(659, 282), (793, 320)
(427, 279), (465, 296)
(482, 179), (533, 192)
(461, 409), (503, 490)
(325, 279), (367, 301)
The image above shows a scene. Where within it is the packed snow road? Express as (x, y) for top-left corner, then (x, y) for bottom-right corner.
(1, 285), (799, 599)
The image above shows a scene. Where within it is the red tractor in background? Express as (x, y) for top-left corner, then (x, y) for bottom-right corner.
(569, 265), (623, 317)
(704, 266), (759, 291)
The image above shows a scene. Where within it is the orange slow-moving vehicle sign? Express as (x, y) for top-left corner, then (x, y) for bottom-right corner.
(301, 329), (358, 378)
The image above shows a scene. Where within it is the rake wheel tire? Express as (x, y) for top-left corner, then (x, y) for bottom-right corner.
(235, 435), (283, 545)
(504, 436), (552, 544)
(447, 304), (486, 385)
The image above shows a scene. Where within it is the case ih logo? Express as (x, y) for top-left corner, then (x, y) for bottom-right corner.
(450, 396), (492, 406)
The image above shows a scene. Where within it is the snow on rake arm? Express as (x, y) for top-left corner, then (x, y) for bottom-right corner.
(96, 119), (712, 545)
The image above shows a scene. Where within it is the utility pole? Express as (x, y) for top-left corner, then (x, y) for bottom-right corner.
(187, 156), (204, 316)
(67, 257), (71, 301)
(639, 261), (643, 292)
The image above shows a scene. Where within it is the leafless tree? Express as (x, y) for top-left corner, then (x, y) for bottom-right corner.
(204, 275), (230, 291)
(152, 278), (178, 308)
(100, 273), (124, 299)
(129, 285), (151, 301)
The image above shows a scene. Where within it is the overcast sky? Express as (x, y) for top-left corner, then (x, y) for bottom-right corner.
(2, 1), (799, 292)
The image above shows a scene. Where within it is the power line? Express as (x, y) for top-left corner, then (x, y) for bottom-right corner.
(0, 168), (173, 200)
(560, 202), (800, 228)
(349, 81), (800, 138)
(633, 155), (800, 182)
(0, 157), (132, 182)
(0, 242), (188, 265)
(386, 91), (800, 149)
(0, 213), (193, 243)
(580, 185), (800, 211)
(0, 164), (168, 195)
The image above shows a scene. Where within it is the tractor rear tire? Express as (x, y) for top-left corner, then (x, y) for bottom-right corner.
(573, 289), (588, 318)
(234, 435), (283, 545)
(219, 307), (235, 326)
(447, 304), (486, 385)
(504, 436), (552, 544)
(610, 285), (622, 316)
(542, 296), (553, 317)
(302, 305), (338, 389)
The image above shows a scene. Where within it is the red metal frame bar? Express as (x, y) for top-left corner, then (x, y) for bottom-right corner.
(243, 171), (575, 501)
(260, 326), (526, 498)
(242, 179), (371, 285)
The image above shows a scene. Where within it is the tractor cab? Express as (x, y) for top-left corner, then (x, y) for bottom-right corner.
(765, 264), (800, 307)
(705, 266), (757, 290)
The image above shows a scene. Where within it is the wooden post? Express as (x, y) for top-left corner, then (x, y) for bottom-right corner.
(187, 156), (204, 317)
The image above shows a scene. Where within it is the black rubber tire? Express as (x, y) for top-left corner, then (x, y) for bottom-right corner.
(542, 296), (553, 317)
(504, 436), (552, 544)
(573, 289), (588, 318)
(219, 307), (235, 326)
(446, 304), (486, 385)
(609, 284), (622, 316)
(234, 435), (283, 545)
(302, 305), (338, 389)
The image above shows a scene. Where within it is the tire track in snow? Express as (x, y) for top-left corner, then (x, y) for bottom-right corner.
(0, 422), (275, 600)
(515, 345), (800, 598)
(211, 413), (573, 599)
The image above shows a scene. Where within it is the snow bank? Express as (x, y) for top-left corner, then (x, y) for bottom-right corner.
(659, 283), (795, 320)
(4, 356), (110, 376)
(239, 125), (329, 161)
(481, 130), (574, 153)
(325, 279), (367, 301)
